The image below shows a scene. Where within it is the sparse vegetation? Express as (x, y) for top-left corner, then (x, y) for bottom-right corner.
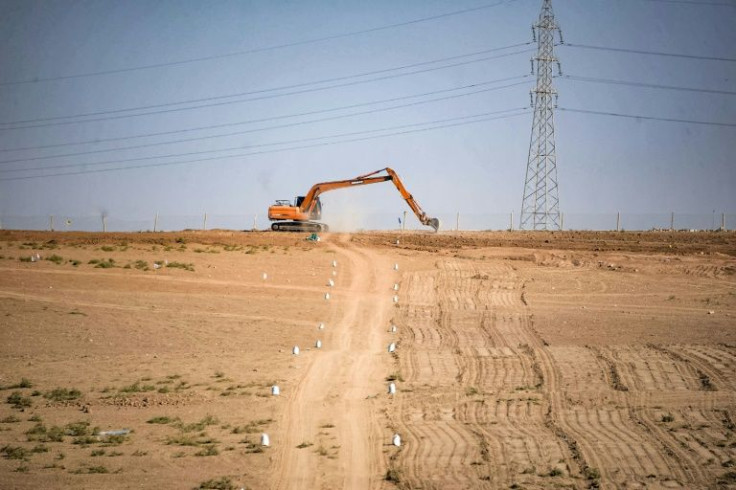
(26, 423), (65, 443)
(167, 261), (195, 271)
(44, 387), (82, 402)
(7, 391), (32, 409)
(174, 415), (218, 433)
(94, 258), (116, 268)
(1, 445), (28, 460)
(147, 416), (177, 424)
(46, 254), (64, 264)
(196, 477), (236, 490)
(296, 441), (313, 449)
(661, 413), (675, 423)
(385, 466), (402, 483)
(119, 381), (155, 393)
(194, 445), (219, 457)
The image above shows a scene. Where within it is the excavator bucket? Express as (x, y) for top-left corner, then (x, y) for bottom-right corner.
(428, 218), (440, 232)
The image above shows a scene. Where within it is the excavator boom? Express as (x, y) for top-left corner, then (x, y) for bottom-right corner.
(267, 167), (439, 232)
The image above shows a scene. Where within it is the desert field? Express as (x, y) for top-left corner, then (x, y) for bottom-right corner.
(0, 229), (734, 489)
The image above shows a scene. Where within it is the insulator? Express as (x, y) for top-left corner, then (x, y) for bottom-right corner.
(529, 91), (534, 107)
(557, 62), (562, 76)
(554, 93), (559, 108)
(531, 25), (536, 42)
(558, 29), (564, 45)
(530, 59), (534, 75)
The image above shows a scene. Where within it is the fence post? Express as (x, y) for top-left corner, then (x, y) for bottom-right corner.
(49, 215), (54, 232)
(402, 211), (407, 231)
(670, 212), (674, 231)
(102, 216), (107, 232)
(153, 212), (158, 232)
(203, 212), (208, 231)
(722, 212), (726, 231)
(616, 211), (621, 232)
(253, 214), (257, 231)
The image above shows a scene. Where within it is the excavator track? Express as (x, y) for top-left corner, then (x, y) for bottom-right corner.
(271, 221), (329, 233)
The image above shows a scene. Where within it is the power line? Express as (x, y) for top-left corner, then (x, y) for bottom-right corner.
(559, 107), (736, 127)
(564, 43), (736, 62)
(563, 75), (736, 95)
(0, 46), (534, 130)
(640, 0), (736, 6)
(0, 0), (518, 86)
(0, 109), (530, 181)
(0, 77), (529, 164)
(0, 42), (529, 127)
(1, 89), (529, 171)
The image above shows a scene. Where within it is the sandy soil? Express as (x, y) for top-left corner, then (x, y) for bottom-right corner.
(0, 229), (734, 489)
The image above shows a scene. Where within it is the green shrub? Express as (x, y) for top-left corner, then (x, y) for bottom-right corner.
(1, 445), (28, 460)
(44, 388), (82, 402)
(166, 261), (194, 272)
(46, 254), (64, 264)
(147, 416), (176, 425)
(196, 477), (235, 490)
(7, 391), (32, 409)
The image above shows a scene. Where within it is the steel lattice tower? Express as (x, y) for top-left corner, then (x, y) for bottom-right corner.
(520, 0), (563, 230)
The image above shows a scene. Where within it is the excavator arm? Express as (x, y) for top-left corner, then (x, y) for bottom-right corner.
(268, 167), (440, 232)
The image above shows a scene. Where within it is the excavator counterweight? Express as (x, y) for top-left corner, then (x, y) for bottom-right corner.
(267, 167), (439, 232)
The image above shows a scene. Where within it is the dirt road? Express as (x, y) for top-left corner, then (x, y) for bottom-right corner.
(273, 240), (392, 489)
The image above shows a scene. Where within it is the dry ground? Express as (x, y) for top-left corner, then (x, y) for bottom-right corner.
(0, 230), (734, 489)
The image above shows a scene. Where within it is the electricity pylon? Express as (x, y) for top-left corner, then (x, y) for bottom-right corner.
(520, 0), (563, 230)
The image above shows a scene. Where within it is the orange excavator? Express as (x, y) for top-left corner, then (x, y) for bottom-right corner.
(267, 167), (440, 232)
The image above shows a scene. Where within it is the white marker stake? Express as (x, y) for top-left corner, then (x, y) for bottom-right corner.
(262, 272), (268, 280)
(332, 260), (337, 268)
(325, 293), (331, 300)
(327, 279), (334, 287)
(388, 382), (396, 395)
(318, 322), (325, 330)
(393, 263), (399, 271)
(393, 283), (399, 291)
(393, 295), (399, 303)
(388, 342), (396, 353)
(332, 270), (337, 277)
(261, 433), (270, 446)
(392, 434), (401, 447)
(390, 325), (397, 333)
(271, 385), (280, 396)
(315, 340), (322, 349)
(292, 346), (300, 356)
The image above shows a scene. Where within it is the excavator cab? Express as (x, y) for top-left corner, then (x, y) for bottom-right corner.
(295, 196), (322, 220)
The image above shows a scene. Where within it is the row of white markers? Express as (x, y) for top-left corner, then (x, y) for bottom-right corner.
(259, 259), (403, 448)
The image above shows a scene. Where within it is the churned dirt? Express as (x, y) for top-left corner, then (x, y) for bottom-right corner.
(0, 229), (734, 489)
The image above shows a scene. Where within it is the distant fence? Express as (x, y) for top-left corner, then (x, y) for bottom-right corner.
(1, 212), (734, 233)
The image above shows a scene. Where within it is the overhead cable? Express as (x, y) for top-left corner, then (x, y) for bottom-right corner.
(0, 0), (518, 86)
(0, 78), (529, 164)
(0, 46), (534, 130)
(559, 107), (736, 127)
(563, 75), (736, 95)
(0, 109), (530, 181)
(564, 43), (736, 62)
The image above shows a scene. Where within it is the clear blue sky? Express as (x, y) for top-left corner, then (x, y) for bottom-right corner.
(0, 0), (734, 230)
